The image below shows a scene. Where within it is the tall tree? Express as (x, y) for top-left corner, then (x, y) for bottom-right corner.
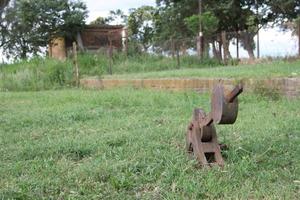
(90, 16), (109, 25)
(265, 0), (300, 55)
(154, 0), (198, 56)
(1, 0), (87, 59)
(0, 0), (9, 10)
(128, 6), (156, 52)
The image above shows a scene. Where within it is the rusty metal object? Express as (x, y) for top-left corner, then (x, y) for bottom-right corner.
(186, 83), (243, 167)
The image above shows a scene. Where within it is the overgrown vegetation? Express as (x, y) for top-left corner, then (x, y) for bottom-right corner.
(0, 0), (87, 59)
(104, 58), (300, 79)
(1, 55), (300, 91)
(78, 52), (222, 75)
(0, 53), (222, 91)
(0, 58), (74, 91)
(0, 89), (299, 199)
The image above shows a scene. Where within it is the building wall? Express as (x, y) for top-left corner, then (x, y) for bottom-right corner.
(79, 26), (123, 50)
(49, 26), (125, 60)
(49, 37), (67, 61)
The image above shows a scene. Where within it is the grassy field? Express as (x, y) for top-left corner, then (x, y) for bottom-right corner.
(1, 88), (299, 199)
(0, 54), (220, 91)
(2, 55), (299, 91)
(104, 59), (300, 79)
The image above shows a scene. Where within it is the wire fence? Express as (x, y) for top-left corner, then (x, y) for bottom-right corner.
(74, 28), (299, 75)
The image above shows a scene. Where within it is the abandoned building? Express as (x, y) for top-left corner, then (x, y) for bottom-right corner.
(48, 25), (127, 60)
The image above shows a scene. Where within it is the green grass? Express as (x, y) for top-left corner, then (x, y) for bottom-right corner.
(0, 58), (75, 91)
(103, 59), (300, 79)
(1, 54), (299, 91)
(1, 88), (299, 199)
(0, 54), (220, 91)
(78, 52), (221, 75)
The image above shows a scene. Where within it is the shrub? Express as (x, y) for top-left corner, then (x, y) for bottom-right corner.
(0, 58), (73, 91)
(253, 82), (281, 101)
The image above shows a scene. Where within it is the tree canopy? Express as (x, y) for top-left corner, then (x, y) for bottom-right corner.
(1, 0), (299, 60)
(1, 0), (87, 59)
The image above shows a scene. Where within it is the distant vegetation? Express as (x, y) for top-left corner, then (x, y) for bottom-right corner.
(0, 53), (222, 91)
(0, 0), (299, 61)
(1, 53), (299, 91)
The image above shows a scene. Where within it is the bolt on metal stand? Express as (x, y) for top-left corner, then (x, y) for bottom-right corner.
(186, 83), (243, 167)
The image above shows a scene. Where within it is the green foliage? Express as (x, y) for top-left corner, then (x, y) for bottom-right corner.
(2, 55), (300, 91)
(128, 6), (156, 51)
(1, 0), (87, 59)
(154, 0), (197, 41)
(77, 53), (106, 76)
(0, 89), (299, 199)
(0, 0), (9, 11)
(253, 82), (281, 101)
(106, 9), (128, 25)
(266, 0), (300, 23)
(0, 58), (74, 91)
(105, 59), (300, 79)
(89, 16), (110, 25)
(77, 51), (222, 75)
(184, 12), (219, 36)
(0, 53), (223, 91)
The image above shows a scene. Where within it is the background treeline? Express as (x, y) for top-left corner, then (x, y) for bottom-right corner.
(0, 0), (299, 60)
(0, 0), (299, 91)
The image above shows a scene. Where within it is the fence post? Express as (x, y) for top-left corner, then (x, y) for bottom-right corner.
(108, 38), (113, 75)
(236, 30), (240, 60)
(171, 38), (175, 59)
(221, 31), (228, 64)
(72, 42), (79, 87)
(176, 40), (180, 69)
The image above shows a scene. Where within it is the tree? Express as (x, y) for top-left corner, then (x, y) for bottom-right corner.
(155, 0), (197, 41)
(0, 0), (9, 11)
(264, 0), (300, 55)
(185, 11), (220, 58)
(128, 6), (156, 52)
(90, 16), (109, 25)
(106, 9), (128, 25)
(1, 0), (87, 59)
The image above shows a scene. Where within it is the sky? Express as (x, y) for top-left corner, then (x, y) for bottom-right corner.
(85, 0), (156, 23)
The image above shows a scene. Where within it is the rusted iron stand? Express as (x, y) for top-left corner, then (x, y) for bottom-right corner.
(186, 83), (243, 167)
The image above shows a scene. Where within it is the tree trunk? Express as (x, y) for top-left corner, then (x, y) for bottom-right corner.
(236, 31), (239, 60)
(240, 31), (256, 60)
(171, 39), (175, 58)
(176, 49), (180, 69)
(246, 47), (255, 60)
(212, 41), (221, 61)
(218, 40), (222, 60)
(222, 31), (231, 63)
(181, 41), (187, 56)
(212, 41), (218, 58)
(21, 46), (27, 59)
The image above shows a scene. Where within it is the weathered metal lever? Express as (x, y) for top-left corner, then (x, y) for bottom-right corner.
(186, 83), (243, 167)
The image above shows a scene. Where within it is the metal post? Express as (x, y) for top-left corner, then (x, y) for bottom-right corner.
(198, 0), (204, 59)
(236, 30), (239, 60)
(176, 40), (180, 69)
(72, 42), (79, 87)
(108, 40), (113, 75)
(256, 0), (260, 59)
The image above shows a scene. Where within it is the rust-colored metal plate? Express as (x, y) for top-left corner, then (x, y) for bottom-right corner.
(186, 83), (243, 167)
(211, 84), (240, 124)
